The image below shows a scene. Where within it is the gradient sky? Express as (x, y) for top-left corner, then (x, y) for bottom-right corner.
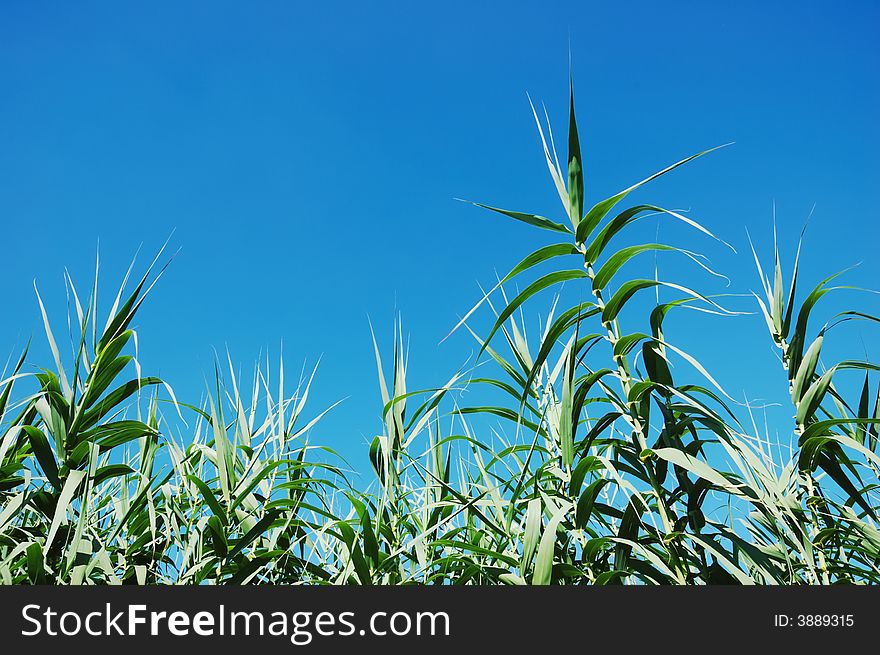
(1, 1), (878, 471)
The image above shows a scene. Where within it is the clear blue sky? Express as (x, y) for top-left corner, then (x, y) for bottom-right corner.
(1, 1), (878, 470)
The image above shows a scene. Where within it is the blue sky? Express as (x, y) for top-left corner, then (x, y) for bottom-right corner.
(1, 1), (878, 470)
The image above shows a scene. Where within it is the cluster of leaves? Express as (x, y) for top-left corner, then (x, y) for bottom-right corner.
(1, 82), (878, 585)
(0, 257), (343, 584)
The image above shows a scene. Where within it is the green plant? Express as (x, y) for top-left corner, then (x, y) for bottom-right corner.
(0, 79), (877, 585)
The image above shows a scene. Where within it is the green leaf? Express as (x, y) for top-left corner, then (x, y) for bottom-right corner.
(559, 337), (576, 468)
(521, 303), (600, 403)
(601, 280), (661, 323)
(567, 81), (584, 231)
(26, 543), (46, 584)
(796, 367), (836, 426)
(791, 335), (823, 402)
(650, 447), (741, 495)
(592, 244), (675, 291)
(337, 521), (372, 585)
(78, 377), (162, 432)
(442, 244), (580, 344)
(84, 420), (156, 451)
(43, 469), (87, 555)
(576, 479), (609, 528)
(480, 269), (589, 354)
(227, 509), (281, 561)
(570, 455), (603, 497)
(532, 512), (563, 585)
(188, 475), (228, 525)
(464, 201), (572, 234)
(206, 515), (228, 558)
(642, 341), (674, 387)
(23, 426), (60, 489)
(576, 145), (729, 245)
(92, 464), (135, 485)
(522, 498), (542, 570)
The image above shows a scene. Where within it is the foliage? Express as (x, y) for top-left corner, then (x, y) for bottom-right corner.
(1, 81), (878, 585)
